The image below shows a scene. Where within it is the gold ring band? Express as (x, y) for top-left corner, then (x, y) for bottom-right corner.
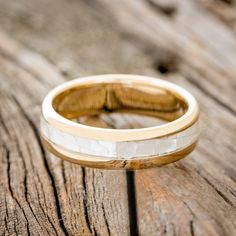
(40, 74), (200, 169)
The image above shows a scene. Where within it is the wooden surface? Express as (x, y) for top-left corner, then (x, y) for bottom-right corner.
(0, 0), (236, 235)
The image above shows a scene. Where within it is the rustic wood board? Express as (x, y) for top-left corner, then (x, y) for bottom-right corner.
(0, 0), (236, 235)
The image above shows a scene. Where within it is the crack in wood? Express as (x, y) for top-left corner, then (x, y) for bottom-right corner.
(13, 137), (49, 233)
(3, 150), (11, 236)
(146, 0), (177, 17)
(5, 146), (31, 235)
(126, 171), (139, 236)
(190, 220), (195, 236)
(101, 202), (111, 236)
(24, 141), (60, 236)
(11, 95), (69, 236)
(81, 167), (93, 235)
(61, 161), (68, 194)
(218, 0), (234, 5)
(193, 165), (235, 207)
(187, 77), (236, 117)
(201, 175), (234, 207)
(91, 170), (100, 236)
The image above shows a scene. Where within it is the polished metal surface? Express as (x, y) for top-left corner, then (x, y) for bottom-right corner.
(41, 74), (200, 169)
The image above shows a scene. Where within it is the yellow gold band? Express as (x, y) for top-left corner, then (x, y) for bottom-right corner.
(41, 74), (200, 169)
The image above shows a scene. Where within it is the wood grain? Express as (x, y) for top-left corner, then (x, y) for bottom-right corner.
(0, 0), (236, 235)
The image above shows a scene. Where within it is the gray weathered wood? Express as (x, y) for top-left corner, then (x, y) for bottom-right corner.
(0, 0), (236, 235)
(0, 33), (129, 236)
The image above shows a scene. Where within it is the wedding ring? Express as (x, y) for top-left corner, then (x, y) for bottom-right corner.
(40, 74), (200, 169)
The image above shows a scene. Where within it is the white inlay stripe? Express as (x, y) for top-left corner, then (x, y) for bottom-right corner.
(41, 118), (200, 159)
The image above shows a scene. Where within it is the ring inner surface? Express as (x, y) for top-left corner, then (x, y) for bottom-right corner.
(53, 82), (188, 129)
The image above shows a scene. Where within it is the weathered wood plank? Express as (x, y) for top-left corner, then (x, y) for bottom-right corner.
(0, 0), (236, 235)
(0, 33), (129, 236)
(90, 1), (236, 234)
